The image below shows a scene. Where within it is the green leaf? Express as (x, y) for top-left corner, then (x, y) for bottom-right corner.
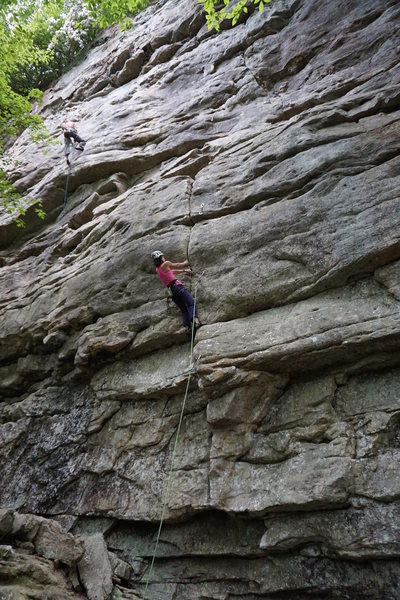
(198, 0), (273, 31)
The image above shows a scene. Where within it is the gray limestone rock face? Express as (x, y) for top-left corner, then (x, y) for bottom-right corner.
(0, 510), (85, 599)
(1, 0), (400, 597)
(78, 533), (113, 600)
(260, 499), (400, 559)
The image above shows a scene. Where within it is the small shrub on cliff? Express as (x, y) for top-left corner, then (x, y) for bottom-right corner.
(0, 168), (45, 227)
(199, 0), (270, 30)
(86, 0), (149, 29)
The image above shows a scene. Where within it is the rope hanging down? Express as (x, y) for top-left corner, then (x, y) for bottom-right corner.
(63, 168), (71, 208)
(63, 143), (82, 208)
(142, 281), (199, 600)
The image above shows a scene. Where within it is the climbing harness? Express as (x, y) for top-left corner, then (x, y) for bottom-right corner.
(142, 280), (200, 600)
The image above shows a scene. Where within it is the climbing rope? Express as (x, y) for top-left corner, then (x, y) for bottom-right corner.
(63, 168), (71, 208)
(142, 281), (199, 600)
(63, 144), (83, 208)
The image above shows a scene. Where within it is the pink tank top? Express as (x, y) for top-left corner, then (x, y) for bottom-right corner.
(157, 266), (182, 287)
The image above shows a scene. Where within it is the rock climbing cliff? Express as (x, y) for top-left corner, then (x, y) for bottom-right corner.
(1, 0), (400, 597)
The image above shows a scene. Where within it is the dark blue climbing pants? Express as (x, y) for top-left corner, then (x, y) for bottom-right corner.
(64, 129), (86, 156)
(171, 283), (198, 327)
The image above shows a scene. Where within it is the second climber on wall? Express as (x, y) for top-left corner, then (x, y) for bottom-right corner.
(152, 250), (203, 337)
(61, 120), (86, 166)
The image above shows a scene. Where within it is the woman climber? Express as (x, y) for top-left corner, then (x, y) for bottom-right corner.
(152, 250), (203, 335)
(61, 120), (86, 166)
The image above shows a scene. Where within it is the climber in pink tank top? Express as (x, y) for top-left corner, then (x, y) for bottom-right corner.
(152, 250), (203, 335)
(156, 264), (182, 288)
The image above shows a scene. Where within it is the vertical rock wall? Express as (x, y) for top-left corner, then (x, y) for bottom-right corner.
(1, 0), (400, 597)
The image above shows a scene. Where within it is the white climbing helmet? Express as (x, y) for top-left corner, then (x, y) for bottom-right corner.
(151, 250), (164, 263)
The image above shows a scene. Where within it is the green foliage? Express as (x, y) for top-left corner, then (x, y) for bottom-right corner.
(0, 4), (52, 225)
(5, 0), (98, 97)
(0, 167), (45, 228)
(199, 0), (271, 30)
(86, 0), (149, 29)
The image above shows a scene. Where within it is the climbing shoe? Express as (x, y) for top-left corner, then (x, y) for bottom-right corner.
(190, 322), (204, 341)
